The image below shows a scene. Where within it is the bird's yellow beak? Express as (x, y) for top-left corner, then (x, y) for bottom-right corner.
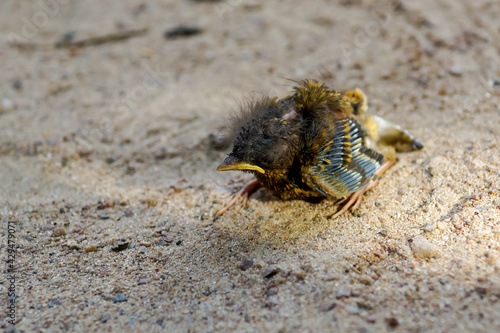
(217, 156), (265, 174)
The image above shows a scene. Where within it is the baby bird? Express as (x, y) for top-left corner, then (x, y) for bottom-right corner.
(216, 80), (423, 217)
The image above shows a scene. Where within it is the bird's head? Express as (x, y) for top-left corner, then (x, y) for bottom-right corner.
(217, 97), (300, 175)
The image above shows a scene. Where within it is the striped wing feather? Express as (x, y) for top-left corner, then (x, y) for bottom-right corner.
(310, 118), (383, 199)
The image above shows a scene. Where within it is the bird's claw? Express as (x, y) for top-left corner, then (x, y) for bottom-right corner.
(215, 179), (261, 218)
(330, 159), (394, 219)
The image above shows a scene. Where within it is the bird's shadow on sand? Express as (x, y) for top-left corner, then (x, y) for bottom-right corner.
(212, 187), (356, 247)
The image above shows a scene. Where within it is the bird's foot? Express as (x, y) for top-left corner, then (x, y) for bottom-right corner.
(215, 179), (261, 218)
(331, 159), (395, 219)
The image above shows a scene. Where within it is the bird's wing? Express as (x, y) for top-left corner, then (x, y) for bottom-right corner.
(309, 117), (384, 199)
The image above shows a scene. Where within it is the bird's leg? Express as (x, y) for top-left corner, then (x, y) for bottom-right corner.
(331, 159), (395, 219)
(216, 178), (261, 217)
(331, 191), (363, 219)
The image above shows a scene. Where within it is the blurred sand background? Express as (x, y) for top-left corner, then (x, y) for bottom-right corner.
(1, 0), (500, 332)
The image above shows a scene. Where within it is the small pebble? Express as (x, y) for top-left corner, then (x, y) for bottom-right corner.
(113, 294), (128, 303)
(69, 244), (81, 250)
(421, 223), (435, 232)
(378, 230), (388, 237)
(111, 239), (129, 252)
(385, 316), (399, 328)
(475, 287), (487, 298)
(106, 156), (118, 164)
(42, 224), (54, 231)
(265, 287), (278, 296)
(47, 299), (61, 308)
(448, 65), (462, 76)
(153, 147), (168, 160)
(100, 316), (109, 323)
(345, 305), (359, 314)
(138, 278), (150, 285)
(319, 302), (337, 312)
(453, 219), (463, 230)
(438, 86), (448, 95)
(77, 147), (93, 158)
(1, 98), (14, 112)
(436, 222), (447, 231)
(46, 136), (57, 146)
(239, 258), (254, 271)
(351, 289), (362, 297)
(359, 275), (373, 286)
(335, 287), (351, 299)
(85, 245), (98, 253)
(12, 78), (22, 90)
(356, 302), (373, 310)
(52, 227), (67, 237)
(262, 266), (280, 278)
(410, 235), (440, 259)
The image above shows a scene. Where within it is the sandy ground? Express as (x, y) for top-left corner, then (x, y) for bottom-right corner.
(1, 0), (500, 332)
